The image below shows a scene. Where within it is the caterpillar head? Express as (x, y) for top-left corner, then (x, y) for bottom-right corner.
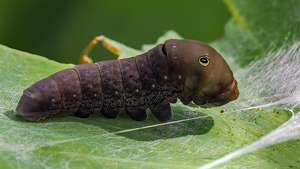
(164, 39), (239, 107)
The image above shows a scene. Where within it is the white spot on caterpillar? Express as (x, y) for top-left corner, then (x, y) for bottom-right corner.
(164, 75), (168, 80)
(172, 45), (176, 48)
(94, 94), (97, 97)
(178, 75), (182, 79)
(136, 89), (139, 93)
(115, 91), (118, 95)
(152, 84), (155, 88)
(73, 94), (76, 97)
(51, 98), (55, 102)
(30, 95), (34, 98)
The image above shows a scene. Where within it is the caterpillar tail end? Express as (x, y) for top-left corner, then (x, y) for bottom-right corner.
(16, 91), (49, 121)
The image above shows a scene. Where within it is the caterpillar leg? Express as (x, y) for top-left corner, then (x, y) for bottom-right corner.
(149, 100), (172, 123)
(100, 109), (119, 119)
(74, 107), (94, 118)
(125, 107), (147, 121)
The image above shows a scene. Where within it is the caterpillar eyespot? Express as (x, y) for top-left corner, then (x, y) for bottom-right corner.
(198, 55), (210, 67)
(16, 39), (239, 123)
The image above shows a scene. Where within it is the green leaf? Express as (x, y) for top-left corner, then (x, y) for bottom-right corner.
(99, 36), (142, 59)
(141, 30), (184, 52)
(1, 1), (300, 169)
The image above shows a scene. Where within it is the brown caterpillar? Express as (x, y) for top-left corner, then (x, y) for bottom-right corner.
(16, 39), (239, 122)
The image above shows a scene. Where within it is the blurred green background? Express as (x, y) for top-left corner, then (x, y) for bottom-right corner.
(0, 0), (230, 64)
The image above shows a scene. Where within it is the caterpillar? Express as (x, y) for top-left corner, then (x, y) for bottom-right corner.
(16, 39), (239, 122)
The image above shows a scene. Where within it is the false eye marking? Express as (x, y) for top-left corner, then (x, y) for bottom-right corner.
(198, 55), (210, 67)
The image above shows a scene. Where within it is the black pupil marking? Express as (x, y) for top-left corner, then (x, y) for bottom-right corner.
(200, 58), (208, 63)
